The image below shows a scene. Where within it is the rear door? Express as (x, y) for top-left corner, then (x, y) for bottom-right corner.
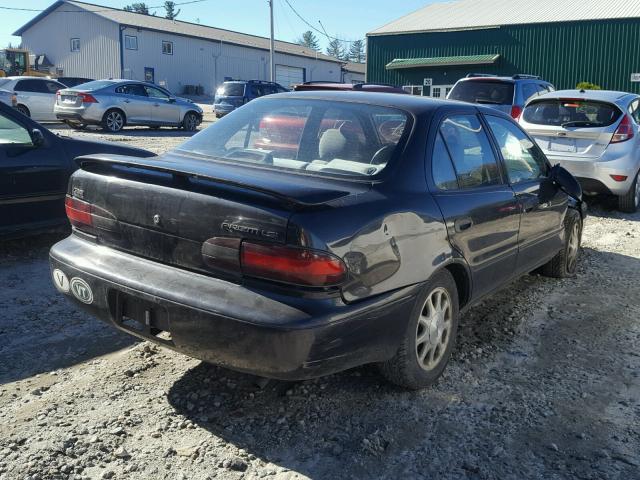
(429, 111), (520, 298)
(0, 108), (69, 233)
(484, 114), (566, 271)
(14, 79), (48, 120)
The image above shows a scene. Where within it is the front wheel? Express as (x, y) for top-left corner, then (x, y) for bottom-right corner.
(379, 270), (459, 389)
(618, 172), (639, 213)
(182, 112), (199, 132)
(541, 209), (582, 278)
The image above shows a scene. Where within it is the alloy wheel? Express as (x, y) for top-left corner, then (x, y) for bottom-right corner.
(635, 176), (640, 208)
(106, 112), (124, 132)
(567, 221), (580, 272)
(184, 113), (197, 131)
(415, 287), (452, 371)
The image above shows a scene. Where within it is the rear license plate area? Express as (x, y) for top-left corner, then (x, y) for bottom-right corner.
(549, 138), (576, 153)
(109, 290), (173, 345)
(62, 96), (76, 103)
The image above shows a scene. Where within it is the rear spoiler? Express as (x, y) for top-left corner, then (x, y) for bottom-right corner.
(75, 154), (354, 208)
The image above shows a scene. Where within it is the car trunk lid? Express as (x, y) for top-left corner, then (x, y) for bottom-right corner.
(56, 89), (84, 107)
(68, 153), (368, 276)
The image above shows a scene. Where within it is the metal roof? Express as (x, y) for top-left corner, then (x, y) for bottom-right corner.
(369, 0), (640, 35)
(14, 0), (342, 64)
(386, 54), (500, 70)
(344, 62), (366, 74)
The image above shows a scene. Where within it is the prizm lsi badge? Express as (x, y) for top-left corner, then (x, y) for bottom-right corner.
(221, 222), (280, 240)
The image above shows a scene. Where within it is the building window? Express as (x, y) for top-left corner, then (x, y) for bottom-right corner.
(403, 85), (423, 96)
(70, 38), (80, 52)
(124, 35), (138, 50)
(162, 41), (173, 55)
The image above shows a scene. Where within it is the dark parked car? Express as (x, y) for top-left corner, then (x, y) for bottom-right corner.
(49, 92), (585, 389)
(293, 81), (408, 94)
(0, 102), (155, 238)
(448, 74), (555, 120)
(57, 77), (94, 89)
(213, 80), (288, 118)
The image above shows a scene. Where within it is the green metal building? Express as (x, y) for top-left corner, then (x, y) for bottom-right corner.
(367, 0), (640, 97)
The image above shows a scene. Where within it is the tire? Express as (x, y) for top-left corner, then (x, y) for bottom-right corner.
(102, 109), (125, 133)
(16, 104), (30, 117)
(182, 112), (199, 132)
(618, 172), (639, 213)
(379, 269), (459, 390)
(541, 209), (582, 278)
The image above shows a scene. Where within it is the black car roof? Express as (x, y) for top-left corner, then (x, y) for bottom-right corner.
(267, 90), (494, 115)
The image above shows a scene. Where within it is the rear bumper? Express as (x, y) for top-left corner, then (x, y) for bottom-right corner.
(49, 235), (416, 380)
(54, 105), (104, 124)
(548, 154), (638, 196)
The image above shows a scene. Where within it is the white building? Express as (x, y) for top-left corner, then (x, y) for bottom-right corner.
(14, 0), (349, 94)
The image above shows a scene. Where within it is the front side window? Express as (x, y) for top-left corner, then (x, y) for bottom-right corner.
(0, 113), (32, 146)
(485, 115), (547, 183)
(144, 86), (170, 99)
(70, 38), (80, 52)
(116, 84), (147, 96)
(438, 114), (501, 188)
(45, 81), (64, 94)
(176, 98), (410, 177)
(124, 35), (138, 50)
(162, 41), (173, 55)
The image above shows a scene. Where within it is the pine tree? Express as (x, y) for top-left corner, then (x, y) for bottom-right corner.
(326, 39), (345, 60)
(124, 3), (153, 15)
(297, 31), (321, 52)
(164, 1), (181, 20)
(349, 39), (366, 63)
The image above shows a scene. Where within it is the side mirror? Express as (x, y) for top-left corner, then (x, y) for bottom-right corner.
(168, 97), (176, 103)
(549, 164), (582, 202)
(31, 128), (45, 148)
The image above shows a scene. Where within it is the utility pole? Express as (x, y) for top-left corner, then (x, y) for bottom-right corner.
(269, 0), (275, 82)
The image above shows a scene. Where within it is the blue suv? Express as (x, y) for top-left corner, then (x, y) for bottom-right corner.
(213, 80), (288, 118)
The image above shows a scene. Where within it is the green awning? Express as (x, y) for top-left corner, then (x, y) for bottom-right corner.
(385, 54), (500, 70)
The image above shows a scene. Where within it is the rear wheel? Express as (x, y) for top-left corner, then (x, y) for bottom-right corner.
(379, 270), (459, 389)
(618, 172), (639, 213)
(182, 112), (199, 132)
(102, 109), (125, 133)
(541, 209), (582, 278)
(15, 104), (30, 117)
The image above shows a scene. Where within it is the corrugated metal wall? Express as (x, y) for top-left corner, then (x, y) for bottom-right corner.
(20, 2), (121, 79)
(367, 19), (640, 93)
(122, 28), (343, 95)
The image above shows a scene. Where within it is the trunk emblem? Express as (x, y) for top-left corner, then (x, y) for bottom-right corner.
(153, 214), (161, 225)
(70, 277), (93, 304)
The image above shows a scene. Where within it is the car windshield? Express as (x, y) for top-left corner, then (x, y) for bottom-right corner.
(217, 83), (245, 97)
(449, 80), (515, 105)
(175, 98), (410, 177)
(523, 99), (622, 127)
(72, 80), (115, 91)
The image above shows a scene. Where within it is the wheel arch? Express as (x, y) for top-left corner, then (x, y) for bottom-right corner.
(442, 260), (471, 309)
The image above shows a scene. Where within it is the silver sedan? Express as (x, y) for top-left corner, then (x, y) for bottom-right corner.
(520, 89), (640, 212)
(54, 79), (203, 133)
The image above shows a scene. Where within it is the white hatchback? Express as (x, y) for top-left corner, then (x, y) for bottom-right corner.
(0, 76), (66, 122)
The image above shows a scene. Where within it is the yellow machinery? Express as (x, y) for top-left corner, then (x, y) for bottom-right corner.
(0, 48), (49, 77)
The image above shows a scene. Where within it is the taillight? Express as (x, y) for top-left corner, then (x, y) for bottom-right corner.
(78, 93), (98, 103)
(610, 114), (634, 143)
(510, 105), (523, 120)
(240, 242), (347, 287)
(65, 195), (92, 227)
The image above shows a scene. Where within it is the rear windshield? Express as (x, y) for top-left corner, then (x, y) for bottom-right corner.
(448, 80), (515, 105)
(176, 98), (410, 177)
(217, 83), (245, 97)
(523, 99), (622, 127)
(72, 80), (115, 91)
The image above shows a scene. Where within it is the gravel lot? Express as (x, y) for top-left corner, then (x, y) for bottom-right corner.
(0, 122), (639, 480)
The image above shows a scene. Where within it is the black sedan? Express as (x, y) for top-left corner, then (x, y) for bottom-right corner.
(49, 92), (585, 389)
(0, 102), (154, 238)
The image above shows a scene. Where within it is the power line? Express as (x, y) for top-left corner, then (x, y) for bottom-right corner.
(281, 0), (357, 44)
(0, 0), (209, 13)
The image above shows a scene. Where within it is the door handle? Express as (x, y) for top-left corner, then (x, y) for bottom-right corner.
(454, 217), (473, 232)
(123, 100), (131, 103)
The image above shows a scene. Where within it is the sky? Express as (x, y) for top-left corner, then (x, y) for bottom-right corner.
(0, 0), (437, 51)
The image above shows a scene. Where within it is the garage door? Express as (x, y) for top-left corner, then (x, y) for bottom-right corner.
(276, 65), (305, 89)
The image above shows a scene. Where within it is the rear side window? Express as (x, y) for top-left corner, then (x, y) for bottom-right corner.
(523, 99), (621, 127)
(522, 83), (538, 103)
(485, 116), (547, 183)
(432, 133), (458, 190)
(439, 114), (501, 188)
(448, 81), (515, 106)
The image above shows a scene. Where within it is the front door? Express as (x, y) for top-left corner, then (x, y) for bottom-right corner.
(484, 114), (567, 272)
(0, 108), (69, 234)
(144, 85), (181, 125)
(430, 113), (520, 299)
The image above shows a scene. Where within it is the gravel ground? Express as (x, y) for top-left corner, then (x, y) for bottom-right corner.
(0, 125), (639, 480)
